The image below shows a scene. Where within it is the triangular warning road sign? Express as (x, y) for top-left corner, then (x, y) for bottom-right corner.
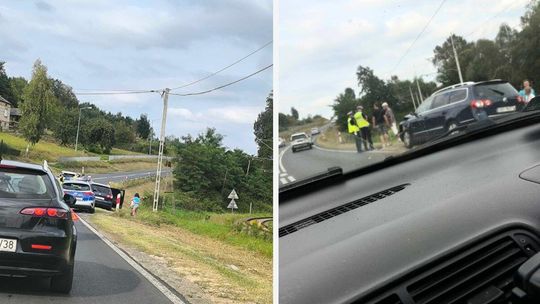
(227, 199), (238, 209)
(228, 189), (239, 200)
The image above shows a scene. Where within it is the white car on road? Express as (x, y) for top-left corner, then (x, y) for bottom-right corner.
(290, 132), (312, 153)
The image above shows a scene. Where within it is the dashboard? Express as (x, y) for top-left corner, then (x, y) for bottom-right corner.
(279, 121), (540, 303)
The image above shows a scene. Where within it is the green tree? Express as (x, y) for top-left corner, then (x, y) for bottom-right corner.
(8, 77), (28, 107)
(432, 35), (475, 86)
(512, 1), (540, 88)
(331, 88), (358, 132)
(135, 114), (151, 139)
(114, 120), (136, 145)
(84, 118), (115, 153)
(254, 91), (273, 159)
(51, 108), (78, 145)
(19, 59), (57, 146)
(0, 62), (15, 104)
(50, 79), (79, 109)
(290, 107), (299, 120)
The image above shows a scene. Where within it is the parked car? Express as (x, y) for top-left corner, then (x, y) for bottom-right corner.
(90, 182), (114, 210)
(290, 132), (312, 153)
(60, 170), (80, 181)
(399, 80), (525, 148)
(311, 127), (320, 135)
(62, 181), (95, 213)
(0, 160), (77, 293)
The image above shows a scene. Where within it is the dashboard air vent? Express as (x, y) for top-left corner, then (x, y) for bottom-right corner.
(279, 184), (409, 237)
(407, 234), (537, 304)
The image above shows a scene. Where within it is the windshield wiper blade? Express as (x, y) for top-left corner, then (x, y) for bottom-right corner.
(279, 166), (343, 193)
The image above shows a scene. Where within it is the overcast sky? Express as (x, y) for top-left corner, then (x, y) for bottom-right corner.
(280, 0), (531, 119)
(0, 0), (272, 154)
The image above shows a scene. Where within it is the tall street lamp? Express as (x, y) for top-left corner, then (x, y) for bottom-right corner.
(75, 106), (92, 151)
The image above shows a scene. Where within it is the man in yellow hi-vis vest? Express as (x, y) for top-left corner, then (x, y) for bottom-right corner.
(347, 111), (362, 153)
(355, 106), (375, 151)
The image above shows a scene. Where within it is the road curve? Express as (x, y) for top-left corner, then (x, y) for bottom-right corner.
(279, 144), (391, 187)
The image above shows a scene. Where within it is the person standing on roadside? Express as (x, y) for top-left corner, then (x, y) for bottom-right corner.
(519, 80), (536, 99)
(382, 102), (401, 142)
(355, 106), (374, 151)
(130, 193), (141, 216)
(372, 103), (390, 148)
(524, 87), (535, 103)
(347, 111), (362, 153)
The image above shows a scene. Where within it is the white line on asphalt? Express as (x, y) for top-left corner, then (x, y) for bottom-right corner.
(279, 145), (291, 173)
(280, 173), (287, 177)
(78, 217), (185, 304)
(287, 176), (296, 182)
(280, 178), (288, 184)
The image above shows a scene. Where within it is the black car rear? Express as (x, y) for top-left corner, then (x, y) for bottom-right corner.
(91, 182), (113, 210)
(0, 160), (77, 293)
(399, 80), (524, 148)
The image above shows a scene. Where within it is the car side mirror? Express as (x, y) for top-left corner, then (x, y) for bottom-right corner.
(63, 194), (76, 207)
(411, 111), (419, 117)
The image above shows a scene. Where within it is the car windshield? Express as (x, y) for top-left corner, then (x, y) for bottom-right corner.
(279, 1), (540, 189)
(0, 168), (55, 199)
(63, 183), (91, 191)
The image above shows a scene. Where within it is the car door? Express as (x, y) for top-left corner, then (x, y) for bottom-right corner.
(424, 91), (451, 140)
(410, 96), (434, 143)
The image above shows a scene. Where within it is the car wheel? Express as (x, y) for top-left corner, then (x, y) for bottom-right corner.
(403, 131), (413, 149)
(292, 147), (296, 153)
(50, 263), (74, 293)
(89, 207), (95, 214)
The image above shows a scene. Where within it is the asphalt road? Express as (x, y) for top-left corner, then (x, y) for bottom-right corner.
(0, 219), (174, 303)
(91, 168), (173, 184)
(279, 143), (391, 187)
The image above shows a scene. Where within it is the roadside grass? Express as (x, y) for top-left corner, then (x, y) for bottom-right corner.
(55, 158), (157, 174)
(315, 125), (404, 150)
(0, 132), (93, 162)
(110, 178), (272, 257)
(278, 117), (328, 141)
(89, 210), (272, 303)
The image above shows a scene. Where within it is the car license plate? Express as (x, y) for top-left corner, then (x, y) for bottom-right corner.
(0, 238), (17, 252)
(76, 197), (83, 201)
(497, 106), (516, 113)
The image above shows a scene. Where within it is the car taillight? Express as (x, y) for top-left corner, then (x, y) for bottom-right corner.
(20, 207), (67, 219)
(470, 99), (492, 109)
(84, 191), (94, 196)
(106, 194), (112, 200)
(31, 244), (52, 250)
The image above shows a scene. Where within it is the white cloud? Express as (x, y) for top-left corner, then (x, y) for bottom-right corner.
(208, 106), (261, 124)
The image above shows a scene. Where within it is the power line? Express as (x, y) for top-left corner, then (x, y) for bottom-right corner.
(74, 90), (159, 95)
(169, 64), (272, 97)
(464, 1), (519, 38)
(388, 0), (447, 76)
(169, 40), (272, 91)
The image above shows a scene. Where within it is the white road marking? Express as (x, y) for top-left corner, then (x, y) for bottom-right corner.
(280, 173), (287, 177)
(279, 145), (291, 173)
(280, 178), (288, 184)
(287, 176), (296, 182)
(78, 217), (185, 304)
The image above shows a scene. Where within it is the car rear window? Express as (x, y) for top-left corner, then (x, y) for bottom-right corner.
(473, 82), (518, 100)
(291, 134), (307, 141)
(63, 183), (90, 191)
(0, 167), (55, 199)
(92, 184), (112, 195)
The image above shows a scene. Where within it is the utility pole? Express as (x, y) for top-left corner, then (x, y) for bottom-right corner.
(450, 34), (464, 84)
(245, 158), (251, 176)
(409, 86), (417, 110)
(416, 76), (424, 103)
(152, 88), (170, 212)
(75, 106), (91, 151)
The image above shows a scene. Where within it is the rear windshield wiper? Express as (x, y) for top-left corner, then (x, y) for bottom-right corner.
(279, 166), (343, 193)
